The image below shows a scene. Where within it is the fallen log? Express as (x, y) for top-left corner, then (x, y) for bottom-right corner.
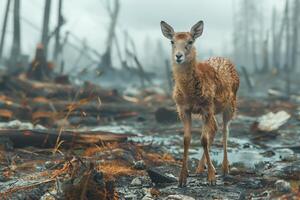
(4, 74), (124, 102)
(0, 129), (136, 148)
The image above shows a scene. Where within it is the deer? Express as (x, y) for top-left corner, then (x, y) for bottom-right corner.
(160, 20), (240, 187)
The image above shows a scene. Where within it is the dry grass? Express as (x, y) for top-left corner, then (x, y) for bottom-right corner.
(98, 160), (144, 178)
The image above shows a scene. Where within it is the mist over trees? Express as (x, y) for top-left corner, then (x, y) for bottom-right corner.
(233, 0), (300, 73)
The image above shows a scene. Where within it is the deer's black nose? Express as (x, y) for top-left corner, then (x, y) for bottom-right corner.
(176, 54), (183, 59)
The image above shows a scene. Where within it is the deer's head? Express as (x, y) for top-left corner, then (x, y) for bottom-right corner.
(160, 21), (204, 65)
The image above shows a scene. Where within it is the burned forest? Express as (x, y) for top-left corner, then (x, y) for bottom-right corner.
(0, 0), (300, 199)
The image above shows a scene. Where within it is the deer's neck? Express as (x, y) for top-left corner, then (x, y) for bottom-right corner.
(173, 57), (199, 95)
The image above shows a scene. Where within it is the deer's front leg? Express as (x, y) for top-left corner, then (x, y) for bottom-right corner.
(178, 107), (192, 187)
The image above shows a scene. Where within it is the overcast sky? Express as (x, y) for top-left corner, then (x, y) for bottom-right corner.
(0, 0), (285, 63)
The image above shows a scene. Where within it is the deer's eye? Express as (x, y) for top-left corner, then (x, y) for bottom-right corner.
(171, 41), (174, 45)
(188, 40), (193, 45)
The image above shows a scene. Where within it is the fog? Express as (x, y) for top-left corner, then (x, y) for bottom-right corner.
(0, 0), (285, 70)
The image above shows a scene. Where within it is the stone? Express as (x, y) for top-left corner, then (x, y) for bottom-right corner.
(131, 177), (142, 186)
(165, 194), (195, 200)
(134, 160), (146, 170)
(125, 194), (138, 200)
(275, 180), (291, 193)
(147, 167), (177, 184)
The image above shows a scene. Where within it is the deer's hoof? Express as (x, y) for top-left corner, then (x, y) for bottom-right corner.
(222, 163), (230, 176)
(207, 167), (216, 186)
(178, 168), (188, 187)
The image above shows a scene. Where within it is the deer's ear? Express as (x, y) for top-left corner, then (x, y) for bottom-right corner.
(190, 21), (204, 39)
(160, 21), (174, 39)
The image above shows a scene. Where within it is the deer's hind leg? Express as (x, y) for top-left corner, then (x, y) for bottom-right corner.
(201, 112), (217, 185)
(195, 115), (217, 174)
(222, 106), (234, 175)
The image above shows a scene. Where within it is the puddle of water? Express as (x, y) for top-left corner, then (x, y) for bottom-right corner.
(131, 132), (281, 167)
(89, 124), (293, 168)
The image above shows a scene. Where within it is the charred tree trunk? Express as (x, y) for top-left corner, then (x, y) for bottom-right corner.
(28, 0), (53, 81)
(53, 0), (63, 63)
(0, 0), (11, 61)
(9, 0), (22, 74)
(41, 0), (52, 59)
(98, 0), (120, 71)
(27, 45), (52, 81)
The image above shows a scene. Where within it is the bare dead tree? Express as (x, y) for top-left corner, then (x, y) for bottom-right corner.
(262, 32), (269, 72)
(73, 39), (87, 69)
(0, 0), (11, 61)
(284, 0), (291, 96)
(113, 32), (131, 71)
(125, 32), (152, 88)
(165, 59), (173, 95)
(251, 30), (259, 72)
(11, 0), (21, 57)
(284, 0), (291, 69)
(41, 0), (52, 59)
(271, 7), (280, 70)
(275, 0), (290, 70)
(9, 0), (22, 73)
(232, 0), (263, 69)
(291, 0), (300, 70)
(241, 66), (253, 91)
(98, 0), (120, 70)
(53, 0), (63, 63)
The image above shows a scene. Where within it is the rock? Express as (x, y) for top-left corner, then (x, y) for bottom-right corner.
(155, 107), (178, 124)
(134, 160), (146, 170)
(260, 150), (275, 157)
(253, 111), (290, 132)
(230, 167), (239, 175)
(243, 143), (251, 148)
(125, 194), (138, 200)
(131, 177), (142, 186)
(165, 194), (195, 200)
(278, 148), (297, 162)
(147, 167), (177, 184)
(34, 124), (47, 130)
(275, 180), (291, 193)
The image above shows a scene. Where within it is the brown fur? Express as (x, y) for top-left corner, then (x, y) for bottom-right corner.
(175, 32), (190, 40)
(171, 33), (240, 186)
